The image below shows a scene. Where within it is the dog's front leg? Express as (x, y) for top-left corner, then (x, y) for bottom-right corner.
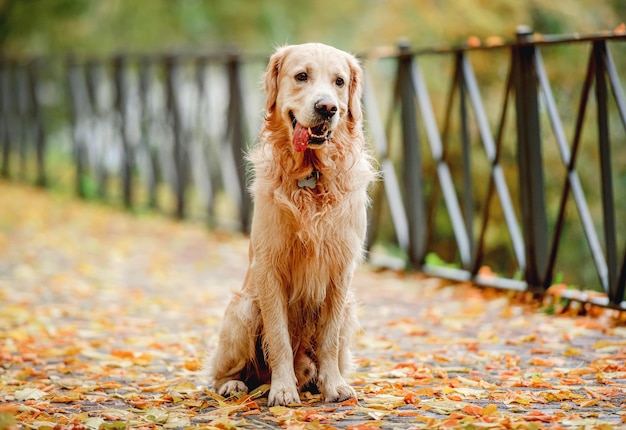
(258, 271), (300, 406)
(317, 274), (357, 403)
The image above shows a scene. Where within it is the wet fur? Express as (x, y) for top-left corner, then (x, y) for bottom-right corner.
(208, 43), (376, 406)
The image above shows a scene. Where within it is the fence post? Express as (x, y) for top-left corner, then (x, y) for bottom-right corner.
(28, 58), (46, 187)
(138, 56), (160, 209)
(397, 41), (426, 268)
(66, 55), (87, 199)
(16, 64), (29, 181)
(513, 26), (548, 292)
(0, 57), (10, 178)
(113, 55), (133, 209)
(86, 60), (110, 199)
(457, 53), (475, 262)
(226, 52), (251, 233)
(593, 41), (620, 305)
(164, 54), (188, 219)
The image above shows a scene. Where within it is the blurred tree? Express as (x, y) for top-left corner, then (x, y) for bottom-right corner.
(0, 0), (622, 56)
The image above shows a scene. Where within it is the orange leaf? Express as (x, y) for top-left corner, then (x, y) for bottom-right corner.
(299, 409), (327, 422)
(339, 397), (358, 407)
(478, 265), (495, 277)
(0, 403), (19, 414)
(403, 392), (419, 405)
(111, 349), (135, 359)
(569, 366), (596, 376)
(528, 357), (553, 367)
(100, 381), (124, 390)
(346, 423), (382, 430)
(523, 410), (554, 423)
(397, 410), (421, 417)
(561, 377), (585, 385)
(485, 36), (504, 47)
(184, 359), (201, 371)
(461, 404), (483, 416)
(129, 399), (151, 409)
(442, 418), (460, 428)
(467, 36), (481, 48)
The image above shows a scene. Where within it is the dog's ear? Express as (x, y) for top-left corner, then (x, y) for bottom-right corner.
(264, 47), (287, 114)
(347, 54), (364, 127)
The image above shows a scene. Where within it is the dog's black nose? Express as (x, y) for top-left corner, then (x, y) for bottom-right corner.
(314, 99), (337, 119)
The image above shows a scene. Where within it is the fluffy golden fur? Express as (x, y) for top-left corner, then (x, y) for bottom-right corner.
(208, 43), (376, 406)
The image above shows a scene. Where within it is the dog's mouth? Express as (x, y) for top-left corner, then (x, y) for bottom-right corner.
(290, 111), (332, 152)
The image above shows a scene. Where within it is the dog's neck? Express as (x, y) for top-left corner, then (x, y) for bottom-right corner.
(294, 149), (324, 189)
(297, 166), (321, 189)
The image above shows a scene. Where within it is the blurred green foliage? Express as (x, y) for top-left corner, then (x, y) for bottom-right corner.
(0, 0), (623, 55)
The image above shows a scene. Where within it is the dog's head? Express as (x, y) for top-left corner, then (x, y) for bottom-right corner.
(263, 43), (363, 153)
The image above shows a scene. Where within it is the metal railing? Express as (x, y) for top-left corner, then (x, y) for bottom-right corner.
(1, 29), (625, 309)
(1, 50), (264, 231)
(364, 28), (626, 309)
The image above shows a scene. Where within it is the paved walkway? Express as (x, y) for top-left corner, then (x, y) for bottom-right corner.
(0, 181), (625, 429)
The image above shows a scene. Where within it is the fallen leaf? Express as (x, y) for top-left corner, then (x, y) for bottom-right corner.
(14, 388), (47, 401)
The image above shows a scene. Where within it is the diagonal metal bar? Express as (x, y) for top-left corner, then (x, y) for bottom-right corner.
(460, 52), (525, 271)
(535, 48), (609, 292)
(570, 47), (595, 172)
(440, 54), (462, 159)
(473, 52), (526, 274)
(460, 55), (496, 161)
(411, 56), (472, 267)
(604, 45), (626, 131)
(362, 69), (410, 252)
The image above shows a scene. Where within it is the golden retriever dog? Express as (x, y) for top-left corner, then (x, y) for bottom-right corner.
(208, 43), (375, 406)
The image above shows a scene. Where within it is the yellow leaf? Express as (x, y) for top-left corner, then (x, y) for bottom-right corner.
(481, 404), (499, 416)
(170, 381), (197, 394)
(248, 384), (271, 399)
(593, 339), (626, 349)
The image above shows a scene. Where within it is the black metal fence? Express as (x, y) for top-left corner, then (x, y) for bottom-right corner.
(1, 29), (625, 310)
(1, 50), (265, 231)
(365, 28), (626, 310)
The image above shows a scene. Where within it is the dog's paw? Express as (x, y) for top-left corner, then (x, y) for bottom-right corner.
(295, 353), (318, 388)
(323, 382), (357, 403)
(218, 380), (248, 397)
(268, 384), (301, 406)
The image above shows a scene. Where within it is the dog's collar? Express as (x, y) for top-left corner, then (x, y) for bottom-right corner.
(297, 168), (321, 189)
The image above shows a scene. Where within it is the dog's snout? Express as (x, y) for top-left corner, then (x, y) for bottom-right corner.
(314, 98), (337, 119)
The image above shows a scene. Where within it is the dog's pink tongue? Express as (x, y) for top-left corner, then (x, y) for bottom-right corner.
(292, 123), (309, 152)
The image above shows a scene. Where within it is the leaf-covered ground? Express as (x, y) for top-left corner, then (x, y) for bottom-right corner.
(1, 181), (625, 430)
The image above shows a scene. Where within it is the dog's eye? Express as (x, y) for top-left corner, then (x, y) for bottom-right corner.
(335, 77), (345, 87)
(295, 72), (308, 82)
